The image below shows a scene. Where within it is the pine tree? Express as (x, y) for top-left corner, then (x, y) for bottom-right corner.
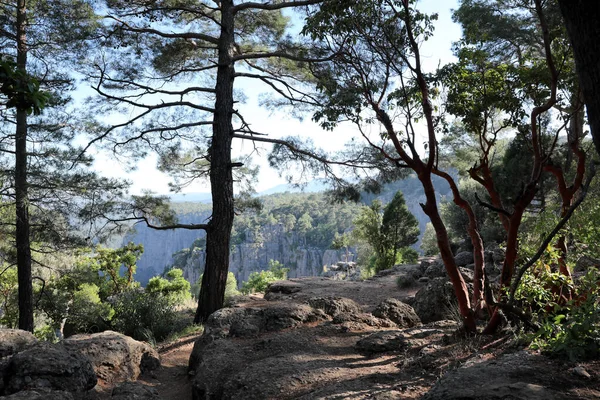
(0, 0), (128, 331)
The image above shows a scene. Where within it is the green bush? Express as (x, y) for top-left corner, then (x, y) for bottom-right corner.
(146, 268), (191, 305)
(241, 260), (289, 294)
(110, 289), (177, 343)
(529, 268), (600, 360)
(420, 223), (438, 256)
(401, 247), (419, 263)
(192, 271), (239, 301)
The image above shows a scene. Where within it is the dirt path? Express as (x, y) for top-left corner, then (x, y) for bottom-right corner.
(138, 336), (197, 400)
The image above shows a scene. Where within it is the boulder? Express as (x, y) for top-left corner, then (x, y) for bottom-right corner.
(422, 352), (571, 399)
(308, 296), (363, 317)
(0, 329), (38, 395)
(424, 262), (446, 279)
(62, 331), (160, 385)
(575, 255), (600, 272)
(4, 343), (97, 395)
(412, 278), (459, 323)
(372, 298), (421, 328)
(401, 263), (426, 280)
(264, 280), (303, 295)
(262, 303), (326, 331)
(331, 312), (396, 328)
(454, 251), (474, 267)
(459, 267), (474, 283)
(0, 329), (38, 358)
(355, 331), (408, 354)
(205, 304), (327, 338)
(111, 382), (161, 400)
(2, 389), (75, 399)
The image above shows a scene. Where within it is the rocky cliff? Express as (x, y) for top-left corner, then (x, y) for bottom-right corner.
(125, 175), (453, 286)
(179, 224), (352, 286)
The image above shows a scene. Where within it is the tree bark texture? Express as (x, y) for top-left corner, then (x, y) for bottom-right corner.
(558, 0), (600, 158)
(418, 171), (476, 333)
(194, 0), (236, 323)
(15, 0), (33, 332)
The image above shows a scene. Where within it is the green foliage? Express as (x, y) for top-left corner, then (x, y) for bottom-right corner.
(69, 283), (114, 332)
(353, 192), (420, 273)
(241, 260), (289, 294)
(420, 223), (438, 256)
(0, 266), (19, 328)
(83, 243), (144, 299)
(401, 248), (419, 264)
(146, 268), (191, 305)
(0, 57), (51, 115)
(440, 179), (505, 245)
(110, 289), (177, 343)
(193, 271), (239, 301)
(528, 268), (600, 361)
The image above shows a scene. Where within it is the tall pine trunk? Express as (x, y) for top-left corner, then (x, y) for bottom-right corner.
(558, 0), (600, 157)
(194, 0), (235, 323)
(15, 0), (33, 332)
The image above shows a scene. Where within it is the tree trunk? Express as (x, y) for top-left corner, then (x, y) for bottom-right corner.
(418, 171), (476, 333)
(558, 0), (600, 158)
(194, 0), (235, 323)
(15, 0), (33, 333)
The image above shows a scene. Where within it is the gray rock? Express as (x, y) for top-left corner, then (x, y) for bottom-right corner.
(332, 312), (396, 328)
(62, 331), (160, 385)
(265, 280), (303, 295)
(308, 296), (363, 317)
(4, 343), (97, 394)
(355, 331), (408, 354)
(454, 251), (474, 267)
(205, 307), (243, 331)
(422, 352), (570, 399)
(207, 304), (327, 338)
(459, 267), (474, 283)
(412, 278), (459, 323)
(263, 303), (325, 331)
(400, 263), (425, 280)
(2, 388), (75, 399)
(111, 382), (161, 400)
(0, 329), (38, 358)
(418, 276), (430, 283)
(228, 314), (264, 337)
(575, 255), (600, 272)
(424, 261), (446, 279)
(372, 298), (421, 328)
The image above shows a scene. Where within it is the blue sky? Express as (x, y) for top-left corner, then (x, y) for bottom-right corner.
(93, 0), (461, 196)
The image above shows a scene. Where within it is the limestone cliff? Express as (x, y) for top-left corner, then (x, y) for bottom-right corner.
(178, 223), (352, 286)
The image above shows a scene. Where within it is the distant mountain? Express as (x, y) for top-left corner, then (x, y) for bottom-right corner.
(167, 180), (328, 203)
(167, 192), (213, 203)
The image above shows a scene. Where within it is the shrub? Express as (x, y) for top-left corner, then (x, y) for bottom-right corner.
(401, 247), (419, 263)
(110, 289), (176, 343)
(420, 223), (438, 256)
(192, 271), (239, 301)
(529, 268), (600, 360)
(146, 268), (191, 305)
(241, 260), (289, 294)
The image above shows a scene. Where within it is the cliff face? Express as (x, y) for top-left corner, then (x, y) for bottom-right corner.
(126, 216), (349, 286)
(125, 176), (452, 286)
(122, 212), (208, 285)
(179, 224), (351, 287)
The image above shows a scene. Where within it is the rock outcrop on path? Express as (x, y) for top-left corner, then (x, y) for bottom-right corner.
(0, 329), (161, 399)
(188, 263), (599, 400)
(63, 331), (160, 384)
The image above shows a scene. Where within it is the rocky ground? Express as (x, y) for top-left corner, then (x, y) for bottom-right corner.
(2, 260), (599, 399)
